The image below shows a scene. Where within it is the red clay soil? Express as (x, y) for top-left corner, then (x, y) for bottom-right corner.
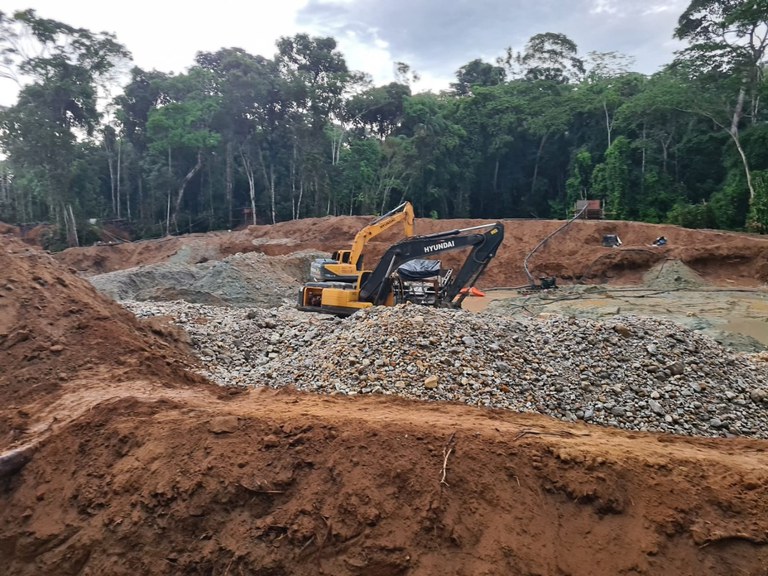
(2, 230), (768, 575)
(51, 217), (768, 288)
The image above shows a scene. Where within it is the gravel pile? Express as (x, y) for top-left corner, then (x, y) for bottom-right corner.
(124, 300), (768, 439)
(90, 251), (323, 308)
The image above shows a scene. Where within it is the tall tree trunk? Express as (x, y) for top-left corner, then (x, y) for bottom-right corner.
(729, 129), (755, 203)
(68, 204), (79, 247)
(641, 123), (647, 177)
(166, 146), (172, 235)
(138, 175), (144, 225)
(171, 150), (203, 231)
(225, 141), (234, 228)
(256, 147), (277, 224)
(165, 192), (171, 236)
(640, 122), (646, 197)
(290, 140), (297, 220)
(105, 142), (116, 216)
(116, 138), (122, 219)
(603, 99), (613, 149)
(297, 178), (304, 220)
(239, 147), (258, 226)
(530, 131), (549, 199)
(728, 86), (755, 203)
(269, 164), (276, 225)
(660, 135), (670, 175)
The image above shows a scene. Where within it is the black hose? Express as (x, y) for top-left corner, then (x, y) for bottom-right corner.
(522, 203), (588, 286)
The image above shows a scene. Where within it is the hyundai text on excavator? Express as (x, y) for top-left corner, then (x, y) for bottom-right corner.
(298, 219), (504, 316)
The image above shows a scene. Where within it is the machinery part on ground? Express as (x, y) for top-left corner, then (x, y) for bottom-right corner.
(309, 202), (415, 283)
(298, 222), (504, 316)
(602, 234), (623, 247)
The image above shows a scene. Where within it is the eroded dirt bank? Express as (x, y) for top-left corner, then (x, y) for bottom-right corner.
(53, 217), (768, 288)
(4, 386), (768, 576)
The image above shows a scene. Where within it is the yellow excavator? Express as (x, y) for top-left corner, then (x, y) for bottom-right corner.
(308, 201), (415, 283)
(298, 209), (505, 316)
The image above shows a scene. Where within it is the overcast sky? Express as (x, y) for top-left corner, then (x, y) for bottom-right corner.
(0, 0), (689, 106)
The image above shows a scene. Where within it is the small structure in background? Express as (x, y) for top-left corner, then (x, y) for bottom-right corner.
(573, 199), (604, 220)
(602, 234), (622, 248)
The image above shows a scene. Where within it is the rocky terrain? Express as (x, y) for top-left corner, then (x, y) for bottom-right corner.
(4, 217), (768, 576)
(125, 300), (768, 438)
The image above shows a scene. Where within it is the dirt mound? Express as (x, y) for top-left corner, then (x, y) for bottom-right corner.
(643, 259), (708, 290)
(0, 238), (206, 440)
(2, 388), (768, 576)
(0, 222), (18, 235)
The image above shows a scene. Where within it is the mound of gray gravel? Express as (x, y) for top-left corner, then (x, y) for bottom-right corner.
(124, 300), (768, 439)
(90, 251), (323, 308)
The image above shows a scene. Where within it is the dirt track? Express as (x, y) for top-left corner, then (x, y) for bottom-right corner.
(2, 217), (768, 575)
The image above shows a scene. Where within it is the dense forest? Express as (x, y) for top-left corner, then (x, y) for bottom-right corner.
(0, 1), (767, 247)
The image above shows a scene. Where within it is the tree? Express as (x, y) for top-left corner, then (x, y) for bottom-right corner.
(394, 61), (420, 85)
(566, 149), (593, 208)
(500, 32), (585, 83)
(195, 48), (278, 226)
(345, 82), (411, 138)
(146, 70), (220, 234)
(114, 67), (172, 228)
(0, 9), (129, 239)
(592, 136), (632, 218)
(674, 0), (768, 214)
(451, 59), (506, 95)
(276, 34), (356, 218)
(584, 51), (636, 81)
(276, 34), (349, 128)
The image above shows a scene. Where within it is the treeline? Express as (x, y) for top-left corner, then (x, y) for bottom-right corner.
(0, 3), (767, 248)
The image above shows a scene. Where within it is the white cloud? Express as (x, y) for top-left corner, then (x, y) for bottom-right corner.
(590, 0), (619, 15)
(336, 28), (396, 84)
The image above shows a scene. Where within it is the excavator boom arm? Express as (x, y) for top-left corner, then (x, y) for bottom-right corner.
(358, 222), (504, 305)
(347, 202), (415, 269)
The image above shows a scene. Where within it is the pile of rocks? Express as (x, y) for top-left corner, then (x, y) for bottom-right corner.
(90, 251), (322, 308)
(124, 300), (768, 439)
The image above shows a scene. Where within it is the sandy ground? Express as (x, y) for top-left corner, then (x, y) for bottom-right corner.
(464, 285), (768, 352)
(3, 217), (768, 575)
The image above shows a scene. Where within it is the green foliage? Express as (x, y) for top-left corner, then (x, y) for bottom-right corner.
(710, 170), (750, 229)
(566, 149), (592, 207)
(2, 9), (768, 241)
(667, 201), (717, 229)
(345, 82), (411, 137)
(594, 137), (632, 218)
(747, 171), (768, 233)
(451, 59), (506, 95)
(147, 99), (220, 153)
